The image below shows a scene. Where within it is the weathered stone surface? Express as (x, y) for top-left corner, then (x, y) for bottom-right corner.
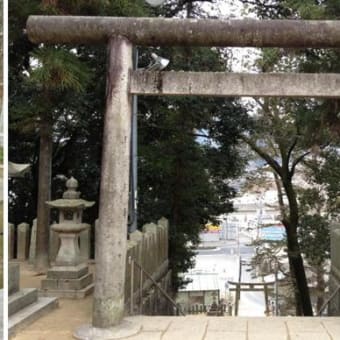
(8, 223), (14, 260)
(41, 284), (94, 299)
(205, 332), (246, 340)
(80, 227), (91, 260)
(248, 318), (286, 333)
(208, 318), (247, 332)
(46, 263), (88, 279)
(286, 318), (326, 333)
(27, 17), (340, 48)
(17, 223), (30, 260)
(131, 71), (340, 99)
(9, 288), (38, 316)
(42, 273), (93, 290)
(9, 263), (20, 295)
(28, 219), (37, 264)
(49, 227), (60, 262)
(54, 232), (83, 266)
(92, 36), (132, 328)
(162, 318), (207, 340)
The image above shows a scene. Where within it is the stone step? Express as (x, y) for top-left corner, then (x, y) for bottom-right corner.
(9, 288), (38, 316)
(9, 296), (58, 338)
(40, 282), (94, 299)
(41, 273), (93, 291)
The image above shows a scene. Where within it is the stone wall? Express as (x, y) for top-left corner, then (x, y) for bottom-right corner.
(124, 217), (172, 315)
(329, 222), (340, 315)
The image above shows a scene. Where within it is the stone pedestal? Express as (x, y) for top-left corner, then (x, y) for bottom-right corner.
(41, 262), (93, 299)
(40, 177), (95, 299)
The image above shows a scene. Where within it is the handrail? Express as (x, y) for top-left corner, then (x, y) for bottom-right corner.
(317, 285), (340, 316)
(128, 256), (185, 316)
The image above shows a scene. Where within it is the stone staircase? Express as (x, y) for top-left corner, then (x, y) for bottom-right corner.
(8, 263), (58, 338)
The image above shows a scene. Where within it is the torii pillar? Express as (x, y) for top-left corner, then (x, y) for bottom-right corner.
(77, 36), (139, 337)
(92, 36), (132, 328)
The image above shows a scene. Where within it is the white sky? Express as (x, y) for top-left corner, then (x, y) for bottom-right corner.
(201, 0), (261, 73)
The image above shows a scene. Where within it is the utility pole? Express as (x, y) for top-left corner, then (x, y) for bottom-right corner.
(274, 261), (279, 316)
(128, 47), (138, 234)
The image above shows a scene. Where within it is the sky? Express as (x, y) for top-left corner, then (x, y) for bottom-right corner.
(201, 0), (261, 73)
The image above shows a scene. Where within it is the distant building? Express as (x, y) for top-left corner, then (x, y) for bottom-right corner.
(219, 188), (283, 240)
(176, 273), (220, 312)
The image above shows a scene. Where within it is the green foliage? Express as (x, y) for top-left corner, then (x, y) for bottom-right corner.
(29, 47), (91, 93)
(298, 214), (330, 266)
(138, 45), (249, 287)
(303, 150), (340, 216)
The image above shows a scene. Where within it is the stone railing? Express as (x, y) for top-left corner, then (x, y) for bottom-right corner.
(8, 219), (91, 263)
(329, 222), (340, 315)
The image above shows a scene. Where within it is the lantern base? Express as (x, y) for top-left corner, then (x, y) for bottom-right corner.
(41, 263), (93, 299)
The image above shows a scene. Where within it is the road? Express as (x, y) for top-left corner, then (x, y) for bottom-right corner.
(191, 233), (267, 316)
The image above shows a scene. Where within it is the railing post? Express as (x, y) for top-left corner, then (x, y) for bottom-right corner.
(140, 269), (143, 314)
(235, 284), (240, 316)
(130, 257), (134, 315)
(264, 284), (269, 316)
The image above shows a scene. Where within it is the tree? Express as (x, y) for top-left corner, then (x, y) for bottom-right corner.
(30, 48), (90, 271)
(236, 0), (340, 316)
(240, 95), (317, 316)
(297, 148), (340, 311)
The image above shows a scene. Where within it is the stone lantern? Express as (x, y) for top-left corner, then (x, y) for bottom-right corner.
(41, 177), (95, 298)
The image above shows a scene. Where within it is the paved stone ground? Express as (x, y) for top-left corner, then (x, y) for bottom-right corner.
(12, 262), (340, 340)
(13, 313), (340, 340)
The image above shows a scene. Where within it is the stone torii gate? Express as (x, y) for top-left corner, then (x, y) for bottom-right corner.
(26, 16), (340, 338)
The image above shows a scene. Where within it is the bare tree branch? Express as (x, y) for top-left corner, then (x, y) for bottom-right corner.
(287, 136), (298, 165)
(289, 151), (311, 178)
(241, 134), (283, 176)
